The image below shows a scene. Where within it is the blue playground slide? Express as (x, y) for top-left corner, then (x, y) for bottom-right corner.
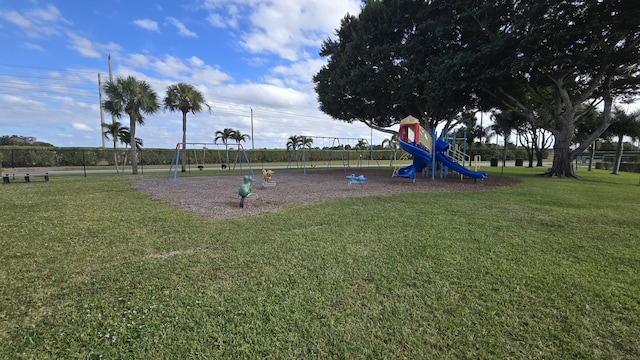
(396, 139), (431, 180)
(435, 152), (487, 179)
(396, 138), (487, 180)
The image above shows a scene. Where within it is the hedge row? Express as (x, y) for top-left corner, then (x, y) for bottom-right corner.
(0, 146), (540, 168)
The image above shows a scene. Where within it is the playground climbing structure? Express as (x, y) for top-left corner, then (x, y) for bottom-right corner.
(394, 116), (487, 182)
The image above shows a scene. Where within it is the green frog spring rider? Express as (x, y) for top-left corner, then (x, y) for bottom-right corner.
(238, 175), (253, 208)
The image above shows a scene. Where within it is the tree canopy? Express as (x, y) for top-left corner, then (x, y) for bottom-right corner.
(313, 0), (475, 133)
(457, 0), (640, 177)
(314, 0), (640, 178)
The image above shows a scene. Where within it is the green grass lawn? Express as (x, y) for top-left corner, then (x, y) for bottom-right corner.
(1, 166), (639, 359)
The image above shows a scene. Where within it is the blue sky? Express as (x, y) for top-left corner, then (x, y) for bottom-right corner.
(0, 0), (400, 149)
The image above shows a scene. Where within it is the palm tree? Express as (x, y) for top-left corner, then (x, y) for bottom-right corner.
(455, 111), (491, 147)
(102, 121), (128, 173)
(381, 134), (399, 166)
(119, 129), (143, 170)
(286, 135), (313, 167)
(230, 129), (250, 168)
(490, 110), (526, 170)
(355, 139), (368, 150)
(574, 105), (604, 171)
(286, 135), (313, 150)
(103, 76), (159, 174)
(299, 136), (313, 149)
(607, 107), (640, 175)
(286, 135), (300, 151)
(164, 83), (211, 172)
(231, 129), (250, 145)
(214, 128), (236, 171)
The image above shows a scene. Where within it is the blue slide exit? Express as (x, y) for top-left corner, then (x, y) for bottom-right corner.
(435, 152), (487, 179)
(396, 138), (487, 180)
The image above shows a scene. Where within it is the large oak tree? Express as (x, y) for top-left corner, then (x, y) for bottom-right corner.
(454, 0), (640, 177)
(315, 0), (640, 178)
(313, 0), (476, 134)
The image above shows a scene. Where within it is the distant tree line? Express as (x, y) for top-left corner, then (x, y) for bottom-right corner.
(0, 135), (53, 147)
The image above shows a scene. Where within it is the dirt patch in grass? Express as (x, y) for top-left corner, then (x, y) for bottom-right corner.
(134, 169), (519, 221)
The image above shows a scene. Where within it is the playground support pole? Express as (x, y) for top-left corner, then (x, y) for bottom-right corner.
(167, 143), (181, 182)
(441, 131), (448, 178)
(432, 128), (436, 181)
(236, 144), (254, 178)
(326, 138), (348, 173)
(285, 146), (297, 173)
(302, 143), (307, 176)
(462, 131), (468, 168)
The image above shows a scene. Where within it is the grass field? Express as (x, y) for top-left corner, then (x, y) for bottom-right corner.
(1, 166), (639, 359)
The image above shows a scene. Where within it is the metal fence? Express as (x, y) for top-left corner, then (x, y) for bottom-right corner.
(0, 147), (398, 169)
(0, 146), (545, 169)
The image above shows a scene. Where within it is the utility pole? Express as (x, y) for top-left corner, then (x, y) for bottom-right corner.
(108, 54), (115, 126)
(250, 107), (255, 149)
(98, 73), (106, 148)
(108, 54), (117, 148)
(108, 54), (114, 83)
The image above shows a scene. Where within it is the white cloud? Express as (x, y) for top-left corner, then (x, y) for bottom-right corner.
(23, 42), (46, 52)
(0, 4), (69, 38)
(67, 32), (101, 58)
(133, 18), (160, 32)
(29, 4), (67, 23)
(65, 33), (122, 59)
(187, 65), (232, 85)
(205, 4), (240, 29)
(120, 53), (232, 85)
(0, 94), (44, 107)
(128, 53), (152, 68)
(0, 10), (31, 30)
(98, 41), (123, 55)
(166, 17), (197, 37)
(206, 13), (226, 28)
(188, 56), (205, 67)
(72, 123), (92, 131)
(151, 55), (191, 77)
(202, 0), (361, 61)
(270, 58), (325, 82)
(217, 83), (311, 109)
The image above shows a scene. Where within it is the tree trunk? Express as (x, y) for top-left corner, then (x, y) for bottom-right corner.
(612, 136), (624, 175)
(122, 148), (128, 170)
(588, 141), (596, 172)
(112, 141), (120, 174)
(544, 106), (580, 177)
(130, 118), (138, 174)
(181, 111), (187, 173)
(225, 144), (230, 171)
(535, 129), (551, 167)
(501, 134), (507, 174)
(535, 153), (544, 166)
(518, 135), (534, 167)
(545, 138), (578, 178)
